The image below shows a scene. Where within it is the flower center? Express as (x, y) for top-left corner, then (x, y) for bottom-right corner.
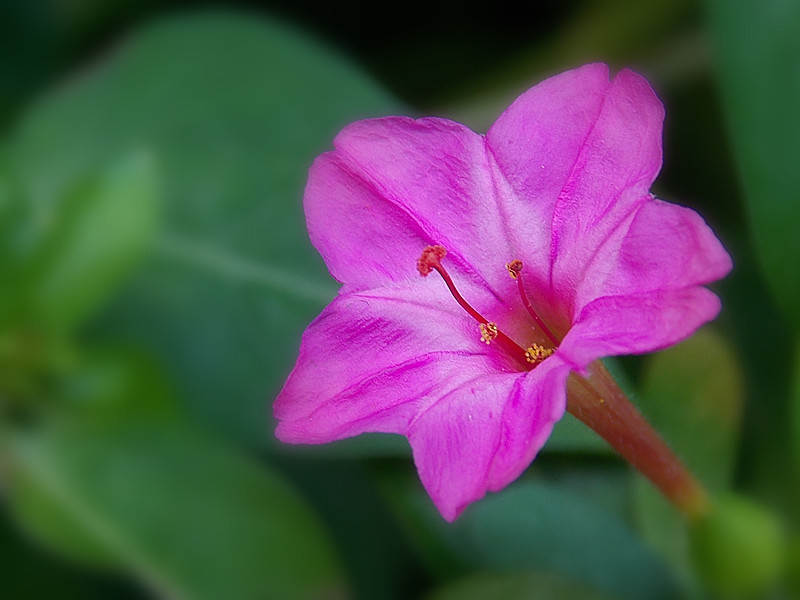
(417, 245), (558, 369)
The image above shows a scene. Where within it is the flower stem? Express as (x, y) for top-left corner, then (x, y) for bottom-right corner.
(566, 360), (712, 520)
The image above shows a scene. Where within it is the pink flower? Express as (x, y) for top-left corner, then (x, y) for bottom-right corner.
(274, 64), (732, 521)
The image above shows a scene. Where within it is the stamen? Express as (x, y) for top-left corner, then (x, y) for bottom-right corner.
(506, 259), (523, 279)
(525, 344), (553, 364)
(479, 322), (498, 344)
(417, 245), (448, 276)
(506, 260), (559, 345)
(418, 245), (530, 366)
(417, 245), (484, 324)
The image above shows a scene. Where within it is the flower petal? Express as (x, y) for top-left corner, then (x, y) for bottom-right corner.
(408, 355), (571, 521)
(307, 116), (516, 297)
(485, 63), (612, 291)
(548, 67), (665, 306)
(274, 283), (513, 444)
(558, 287), (722, 371)
(574, 198), (733, 309)
(486, 64), (665, 320)
(304, 152), (430, 289)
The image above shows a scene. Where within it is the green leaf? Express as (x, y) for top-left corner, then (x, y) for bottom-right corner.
(689, 493), (784, 598)
(543, 413), (615, 455)
(708, 0), (800, 327)
(9, 12), (401, 445)
(792, 338), (800, 477)
(442, 0), (693, 130)
(56, 345), (180, 425)
(279, 432), (411, 460)
(5, 418), (344, 600)
(788, 535), (800, 598)
(632, 328), (744, 589)
(0, 511), (134, 600)
(427, 572), (616, 600)
(637, 329), (743, 491)
(380, 470), (677, 600)
(26, 152), (158, 332)
(1, 347), (178, 568)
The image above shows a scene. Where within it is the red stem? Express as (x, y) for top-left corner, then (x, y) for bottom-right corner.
(514, 270), (560, 346)
(567, 360), (711, 520)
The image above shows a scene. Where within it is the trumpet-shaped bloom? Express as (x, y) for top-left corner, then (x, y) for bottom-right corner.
(274, 63), (732, 521)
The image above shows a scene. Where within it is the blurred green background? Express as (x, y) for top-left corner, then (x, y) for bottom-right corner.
(1, 0), (799, 598)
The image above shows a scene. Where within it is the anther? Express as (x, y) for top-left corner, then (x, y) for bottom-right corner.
(506, 260), (523, 279)
(479, 322), (498, 344)
(525, 344), (554, 364)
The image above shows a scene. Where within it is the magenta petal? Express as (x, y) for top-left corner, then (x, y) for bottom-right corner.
(547, 68), (665, 312)
(559, 287), (722, 370)
(304, 152), (430, 290)
(485, 64), (666, 317)
(486, 64), (611, 288)
(320, 116), (516, 295)
(274, 284), (506, 444)
(575, 198), (733, 308)
(408, 356), (571, 521)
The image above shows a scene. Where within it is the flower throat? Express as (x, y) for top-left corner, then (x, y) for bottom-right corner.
(417, 245), (559, 368)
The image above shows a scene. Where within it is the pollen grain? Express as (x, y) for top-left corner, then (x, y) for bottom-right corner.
(479, 322), (499, 344)
(525, 344), (553, 364)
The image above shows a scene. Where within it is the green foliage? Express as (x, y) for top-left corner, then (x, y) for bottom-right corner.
(2, 346), (345, 600)
(26, 152), (158, 333)
(380, 470), (678, 600)
(708, 0), (800, 328)
(1, 11), (397, 598)
(633, 329), (744, 592)
(8, 12), (400, 445)
(0, 511), (135, 600)
(543, 412), (615, 455)
(637, 329), (743, 491)
(690, 494), (784, 597)
(427, 571), (616, 600)
(793, 339), (800, 477)
(788, 536), (800, 598)
(7, 418), (343, 600)
(3, 348), (178, 568)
